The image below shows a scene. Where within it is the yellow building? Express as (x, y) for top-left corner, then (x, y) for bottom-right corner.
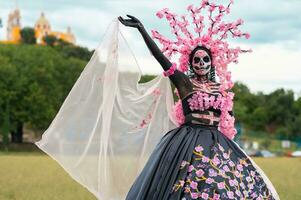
(0, 8), (76, 45)
(35, 12), (76, 44)
(0, 8), (21, 44)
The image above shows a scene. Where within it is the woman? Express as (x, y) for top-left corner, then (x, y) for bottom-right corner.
(118, 14), (280, 200)
(35, 1), (280, 200)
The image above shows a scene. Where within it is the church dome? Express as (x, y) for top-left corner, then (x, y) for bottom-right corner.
(35, 12), (51, 30)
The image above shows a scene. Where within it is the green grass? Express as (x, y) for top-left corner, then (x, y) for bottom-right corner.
(0, 152), (300, 200)
(0, 152), (96, 200)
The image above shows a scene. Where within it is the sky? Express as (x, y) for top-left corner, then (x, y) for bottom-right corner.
(0, 0), (300, 96)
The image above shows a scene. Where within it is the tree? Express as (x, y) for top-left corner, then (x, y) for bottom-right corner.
(56, 45), (93, 61)
(1, 100), (10, 150)
(287, 97), (301, 140)
(232, 82), (254, 124)
(265, 89), (295, 133)
(44, 35), (57, 46)
(0, 44), (86, 143)
(20, 27), (36, 44)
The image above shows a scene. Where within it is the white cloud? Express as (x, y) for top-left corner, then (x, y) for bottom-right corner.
(230, 43), (301, 94)
(0, 0), (300, 95)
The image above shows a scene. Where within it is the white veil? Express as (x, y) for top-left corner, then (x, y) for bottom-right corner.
(35, 18), (177, 200)
(35, 18), (280, 200)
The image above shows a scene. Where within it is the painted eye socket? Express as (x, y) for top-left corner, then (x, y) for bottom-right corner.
(203, 56), (210, 63)
(193, 57), (201, 63)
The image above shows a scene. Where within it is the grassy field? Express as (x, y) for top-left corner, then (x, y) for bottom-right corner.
(0, 152), (300, 200)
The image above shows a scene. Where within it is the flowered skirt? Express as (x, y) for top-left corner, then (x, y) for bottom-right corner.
(125, 123), (276, 200)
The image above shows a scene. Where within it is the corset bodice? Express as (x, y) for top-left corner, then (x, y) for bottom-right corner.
(181, 79), (223, 126)
(182, 92), (221, 126)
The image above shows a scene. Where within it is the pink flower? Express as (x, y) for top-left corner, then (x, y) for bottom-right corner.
(201, 192), (209, 199)
(202, 156), (209, 163)
(237, 164), (243, 171)
(172, 100), (185, 126)
(190, 181), (198, 189)
(196, 169), (205, 177)
(218, 5), (225, 11)
(163, 64), (176, 77)
(188, 164), (194, 172)
(217, 181), (225, 189)
(156, 11), (164, 18)
(248, 183), (254, 189)
(191, 192), (199, 199)
(233, 179), (238, 186)
(246, 176), (252, 182)
(195, 145), (203, 152)
(209, 168), (217, 177)
(212, 156), (220, 165)
(229, 179), (235, 186)
(251, 192), (258, 198)
(227, 191), (235, 199)
(152, 88), (161, 96)
(205, 177), (214, 184)
(213, 193), (220, 200)
(165, 14), (173, 20)
(222, 165), (230, 172)
(244, 33), (251, 39)
(187, 4), (193, 11)
(223, 152), (230, 159)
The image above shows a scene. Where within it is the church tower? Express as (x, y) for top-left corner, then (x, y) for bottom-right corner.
(6, 8), (21, 42)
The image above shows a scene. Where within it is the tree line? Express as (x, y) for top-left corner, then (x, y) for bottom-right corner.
(0, 43), (91, 145)
(232, 83), (301, 140)
(0, 42), (300, 147)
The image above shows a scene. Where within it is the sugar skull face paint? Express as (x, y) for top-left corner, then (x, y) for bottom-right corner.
(192, 49), (211, 76)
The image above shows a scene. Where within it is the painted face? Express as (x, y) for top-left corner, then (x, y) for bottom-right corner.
(192, 49), (211, 76)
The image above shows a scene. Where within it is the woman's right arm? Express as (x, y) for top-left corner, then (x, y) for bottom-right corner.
(118, 15), (192, 98)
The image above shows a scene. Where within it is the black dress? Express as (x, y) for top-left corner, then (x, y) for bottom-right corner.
(125, 80), (276, 200)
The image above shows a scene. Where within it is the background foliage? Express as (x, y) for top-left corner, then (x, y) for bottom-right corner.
(0, 43), (300, 145)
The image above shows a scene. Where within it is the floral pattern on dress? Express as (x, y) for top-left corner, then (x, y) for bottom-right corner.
(171, 143), (275, 200)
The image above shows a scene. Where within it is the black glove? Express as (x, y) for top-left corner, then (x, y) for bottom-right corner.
(118, 15), (144, 31)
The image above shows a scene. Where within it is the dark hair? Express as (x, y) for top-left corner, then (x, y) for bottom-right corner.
(187, 45), (216, 82)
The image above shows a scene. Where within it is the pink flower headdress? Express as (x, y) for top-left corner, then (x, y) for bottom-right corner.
(152, 0), (251, 140)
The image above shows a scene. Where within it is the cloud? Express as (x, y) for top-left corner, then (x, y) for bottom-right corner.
(230, 43), (301, 94)
(0, 0), (300, 95)
(228, 0), (301, 48)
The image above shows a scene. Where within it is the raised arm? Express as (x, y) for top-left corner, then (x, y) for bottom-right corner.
(119, 15), (171, 70)
(118, 15), (192, 98)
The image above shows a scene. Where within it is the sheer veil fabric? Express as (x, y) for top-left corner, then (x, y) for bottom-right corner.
(35, 18), (280, 200)
(35, 18), (177, 200)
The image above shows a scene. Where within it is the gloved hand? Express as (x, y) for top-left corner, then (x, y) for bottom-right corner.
(118, 15), (144, 30)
